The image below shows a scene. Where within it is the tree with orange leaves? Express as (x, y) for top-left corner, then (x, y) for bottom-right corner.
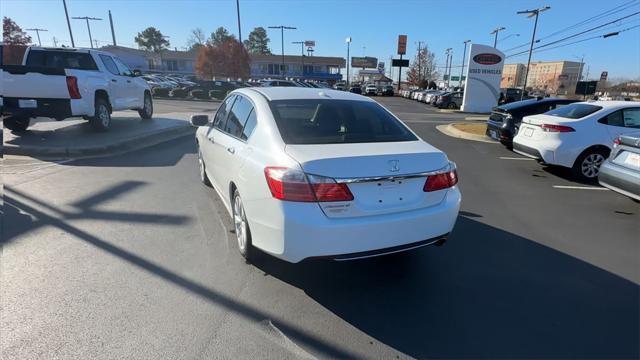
(195, 39), (250, 80)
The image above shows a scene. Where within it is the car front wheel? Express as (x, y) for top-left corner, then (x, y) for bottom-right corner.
(233, 190), (253, 261)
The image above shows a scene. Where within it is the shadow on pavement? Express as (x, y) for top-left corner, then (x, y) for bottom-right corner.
(251, 215), (640, 359)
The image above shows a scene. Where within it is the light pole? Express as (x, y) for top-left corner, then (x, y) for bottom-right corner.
(235, 0), (242, 43)
(490, 26), (506, 48)
(62, 0), (75, 47)
(346, 37), (352, 88)
(26, 28), (48, 46)
(518, 6), (550, 100)
(416, 41), (424, 84)
(445, 48), (453, 87)
(443, 48), (451, 88)
(292, 41), (304, 79)
(268, 25), (296, 78)
(459, 40), (471, 88)
(72, 16), (103, 48)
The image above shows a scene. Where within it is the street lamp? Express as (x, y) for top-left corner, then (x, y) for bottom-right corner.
(517, 5), (551, 100)
(490, 26), (506, 48)
(500, 33), (520, 42)
(268, 25), (296, 78)
(459, 40), (471, 88)
(445, 48), (452, 87)
(346, 37), (352, 88)
(292, 41), (304, 79)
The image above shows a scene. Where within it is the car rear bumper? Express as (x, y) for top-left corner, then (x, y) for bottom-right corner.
(2, 97), (72, 119)
(249, 187), (461, 263)
(486, 121), (513, 143)
(513, 142), (543, 160)
(598, 161), (640, 200)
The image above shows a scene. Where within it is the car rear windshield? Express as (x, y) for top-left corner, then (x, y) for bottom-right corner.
(269, 99), (418, 144)
(25, 50), (98, 70)
(545, 103), (602, 119)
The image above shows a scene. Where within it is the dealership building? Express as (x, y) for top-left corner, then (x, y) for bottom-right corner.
(100, 45), (345, 83)
(501, 60), (584, 94)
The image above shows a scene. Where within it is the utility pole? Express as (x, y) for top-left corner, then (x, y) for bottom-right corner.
(235, 0), (242, 43)
(62, 0), (75, 47)
(292, 41), (304, 79)
(26, 28), (48, 46)
(52, 36), (59, 47)
(108, 10), (117, 46)
(490, 26), (506, 48)
(268, 25), (296, 78)
(416, 41), (424, 85)
(518, 6), (550, 100)
(346, 37), (352, 88)
(445, 48), (453, 87)
(93, 39), (99, 48)
(460, 40), (471, 88)
(72, 16), (103, 48)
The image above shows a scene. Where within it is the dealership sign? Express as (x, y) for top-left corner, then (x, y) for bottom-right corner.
(351, 56), (378, 68)
(461, 44), (505, 113)
(397, 35), (407, 55)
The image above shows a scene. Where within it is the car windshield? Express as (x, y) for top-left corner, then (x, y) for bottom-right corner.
(545, 103), (603, 119)
(269, 99), (418, 144)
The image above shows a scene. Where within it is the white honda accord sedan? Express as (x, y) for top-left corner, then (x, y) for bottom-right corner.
(191, 87), (461, 263)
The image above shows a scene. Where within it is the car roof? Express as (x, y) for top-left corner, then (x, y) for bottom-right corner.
(238, 87), (375, 102)
(580, 100), (640, 109)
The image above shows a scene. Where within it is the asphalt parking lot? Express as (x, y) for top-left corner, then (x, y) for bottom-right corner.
(2, 96), (638, 359)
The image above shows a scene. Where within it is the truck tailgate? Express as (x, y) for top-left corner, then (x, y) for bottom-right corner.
(2, 65), (71, 99)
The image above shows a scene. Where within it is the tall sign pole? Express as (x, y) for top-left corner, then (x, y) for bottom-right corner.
(346, 37), (351, 88)
(62, 0), (75, 47)
(518, 6), (550, 100)
(108, 10), (117, 46)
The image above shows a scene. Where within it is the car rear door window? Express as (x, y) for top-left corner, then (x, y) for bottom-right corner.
(224, 95), (254, 138)
(269, 99), (418, 144)
(213, 95), (236, 130)
(241, 109), (257, 140)
(623, 108), (640, 128)
(99, 55), (120, 76)
(600, 110), (624, 127)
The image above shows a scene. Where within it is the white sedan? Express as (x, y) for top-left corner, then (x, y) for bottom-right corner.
(513, 101), (640, 180)
(191, 87), (461, 263)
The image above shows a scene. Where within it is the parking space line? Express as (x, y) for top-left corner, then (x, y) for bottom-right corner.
(552, 185), (609, 191)
(498, 157), (535, 161)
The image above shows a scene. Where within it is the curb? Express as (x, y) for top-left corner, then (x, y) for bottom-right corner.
(436, 123), (498, 144)
(4, 125), (195, 159)
(152, 96), (221, 103)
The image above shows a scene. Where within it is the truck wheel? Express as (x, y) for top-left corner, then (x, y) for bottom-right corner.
(138, 92), (153, 120)
(4, 116), (31, 132)
(90, 97), (111, 132)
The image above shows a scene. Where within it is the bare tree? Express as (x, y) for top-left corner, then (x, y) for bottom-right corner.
(407, 45), (438, 86)
(187, 28), (206, 51)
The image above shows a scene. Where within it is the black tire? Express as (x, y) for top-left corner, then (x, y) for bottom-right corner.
(90, 97), (111, 132)
(572, 148), (608, 182)
(4, 116), (30, 132)
(197, 147), (211, 187)
(232, 190), (253, 261)
(447, 102), (457, 109)
(138, 92), (153, 119)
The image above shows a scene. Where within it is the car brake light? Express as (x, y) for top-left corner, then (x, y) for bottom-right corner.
(613, 137), (621, 148)
(540, 124), (574, 132)
(264, 167), (353, 202)
(66, 76), (81, 99)
(424, 167), (458, 192)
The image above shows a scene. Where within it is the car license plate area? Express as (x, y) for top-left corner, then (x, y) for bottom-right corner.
(618, 151), (640, 169)
(489, 130), (499, 140)
(523, 127), (534, 137)
(18, 99), (37, 108)
(348, 177), (430, 210)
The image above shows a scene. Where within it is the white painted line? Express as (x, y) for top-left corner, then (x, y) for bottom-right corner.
(552, 185), (609, 191)
(499, 157), (535, 161)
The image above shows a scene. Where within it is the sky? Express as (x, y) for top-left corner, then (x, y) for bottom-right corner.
(3, 0), (640, 81)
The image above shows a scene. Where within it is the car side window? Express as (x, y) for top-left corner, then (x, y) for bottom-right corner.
(225, 95), (254, 138)
(241, 109), (257, 140)
(113, 57), (133, 77)
(99, 55), (119, 76)
(599, 110), (624, 127)
(213, 95), (236, 130)
(623, 108), (640, 128)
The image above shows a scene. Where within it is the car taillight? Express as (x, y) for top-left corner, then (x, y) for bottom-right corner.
(613, 137), (621, 148)
(66, 76), (81, 99)
(540, 123), (574, 132)
(264, 167), (353, 202)
(424, 167), (458, 192)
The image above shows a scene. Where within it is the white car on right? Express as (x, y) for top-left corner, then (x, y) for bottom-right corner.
(513, 101), (640, 180)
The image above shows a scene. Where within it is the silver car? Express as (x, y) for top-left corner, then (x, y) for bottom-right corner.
(598, 131), (640, 201)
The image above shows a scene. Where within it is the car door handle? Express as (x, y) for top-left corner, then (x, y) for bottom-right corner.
(111, 79), (117, 83)
(227, 147), (235, 154)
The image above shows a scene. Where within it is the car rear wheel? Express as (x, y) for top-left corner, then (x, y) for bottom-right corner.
(90, 97), (111, 132)
(572, 149), (607, 181)
(138, 92), (153, 119)
(4, 116), (31, 132)
(232, 190), (253, 261)
(448, 102), (457, 109)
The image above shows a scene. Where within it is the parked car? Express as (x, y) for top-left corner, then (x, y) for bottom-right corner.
(349, 84), (362, 94)
(429, 91), (448, 106)
(423, 90), (441, 104)
(513, 101), (640, 180)
(598, 131), (640, 201)
(191, 87), (461, 263)
(141, 76), (169, 89)
(194, 80), (238, 93)
(436, 92), (463, 109)
(486, 98), (579, 148)
(500, 88), (529, 104)
(333, 83), (346, 91)
(261, 80), (300, 87)
(382, 85), (394, 96)
(365, 84), (378, 95)
(1, 46), (153, 132)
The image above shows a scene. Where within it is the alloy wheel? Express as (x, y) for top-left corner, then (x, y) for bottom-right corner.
(233, 195), (247, 252)
(581, 153), (605, 178)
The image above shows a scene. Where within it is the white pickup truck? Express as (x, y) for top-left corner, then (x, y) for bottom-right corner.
(1, 46), (153, 132)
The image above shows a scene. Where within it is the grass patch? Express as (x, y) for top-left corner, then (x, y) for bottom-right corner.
(451, 123), (487, 136)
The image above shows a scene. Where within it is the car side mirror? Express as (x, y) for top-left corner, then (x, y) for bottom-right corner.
(132, 69), (142, 77)
(190, 114), (209, 127)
